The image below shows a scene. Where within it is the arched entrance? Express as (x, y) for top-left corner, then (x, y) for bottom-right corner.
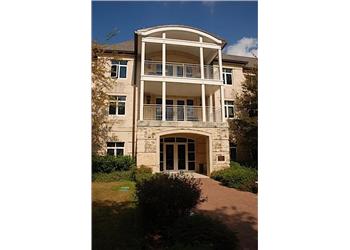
(156, 130), (212, 175)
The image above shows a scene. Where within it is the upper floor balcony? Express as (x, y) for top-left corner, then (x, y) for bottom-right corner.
(144, 60), (220, 80)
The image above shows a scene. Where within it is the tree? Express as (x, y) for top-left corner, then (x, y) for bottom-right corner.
(228, 63), (258, 167)
(91, 42), (114, 155)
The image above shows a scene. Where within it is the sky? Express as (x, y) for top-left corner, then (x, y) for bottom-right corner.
(92, 1), (258, 57)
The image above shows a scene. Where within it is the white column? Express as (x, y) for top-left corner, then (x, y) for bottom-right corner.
(141, 41), (145, 75)
(209, 94), (213, 122)
(218, 48), (223, 81)
(162, 81), (166, 121)
(140, 80), (144, 121)
(199, 37), (204, 79)
(220, 85), (225, 122)
(201, 84), (206, 122)
(162, 33), (166, 76)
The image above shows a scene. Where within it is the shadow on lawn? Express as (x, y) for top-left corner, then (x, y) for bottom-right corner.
(92, 200), (144, 250)
(197, 206), (258, 250)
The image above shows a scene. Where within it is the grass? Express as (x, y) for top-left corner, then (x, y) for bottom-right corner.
(92, 181), (144, 250)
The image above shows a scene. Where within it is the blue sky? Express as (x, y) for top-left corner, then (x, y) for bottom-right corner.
(92, 1), (258, 56)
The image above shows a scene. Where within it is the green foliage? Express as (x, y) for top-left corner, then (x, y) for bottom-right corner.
(132, 165), (153, 183)
(211, 162), (257, 193)
(92, 155), (135, 173)
(136, 174), (203, 227)
(92, 169), (135, 182)
(164, 214), (238, 250)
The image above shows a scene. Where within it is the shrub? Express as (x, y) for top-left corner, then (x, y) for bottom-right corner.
(92, 169), (135, 182)
(211, 162), (257, 193)
(132, 166), (153, 183)
(163, 214), (238, 250)
(92, 155), (135, 173)
(136, 174), (204, 227)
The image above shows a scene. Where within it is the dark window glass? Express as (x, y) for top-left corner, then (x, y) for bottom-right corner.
(176, 137), (186, 142)
(156, 98), (162, 104)
(111, 65), (117, 77)
(230, 144), (237, 162)
(228, 106), (234, 118)
(186, 66), (193, 77)
(166, 65), (173, 76)
(116, 142), (124, 147)
(188, 143), (195, 152)
(164, 137), (175, 142)
(118, 102), (125, 115)
(226, 74), (232, 85)
(160, 152), (163, 162)
(188, 139), (194, 143)
(178, 144), (186, 170)
(118, 96), (126, 101)
(156, 64), (162, 75)
(107, 142), (115, 147)
(116, 149), (124, 156)
(160, 162), (163, 171)
(109, 102), (116, 115)
(109, 96), (118, 100)
(176, 66), (183, 77)
(165, 144), (174, 170)
(119, 66), (127, 78)
(188, 152), (195, 161)
(160, 142), (163, 152)
(186, 100), (194, 105)
(107, 149), (115, 156)
(119, 60), (127, 65)
(188, 162), (195, 170)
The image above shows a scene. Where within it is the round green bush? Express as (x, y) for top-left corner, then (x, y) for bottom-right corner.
(92, 155), (135, 173)
(136, 174), (203, 227)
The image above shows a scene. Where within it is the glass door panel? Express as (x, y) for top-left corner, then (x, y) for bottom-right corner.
(165, 144), (174, 170)
(177, 100), (185, 121)
(177, 144), (186, 170)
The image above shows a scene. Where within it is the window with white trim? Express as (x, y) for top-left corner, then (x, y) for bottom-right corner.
(107, 142), (124, 156)
(111, 60), (128, 78)
(223, 68), (233, 85)
(109, 95), (126, 115)
(224, 100), (234, 118)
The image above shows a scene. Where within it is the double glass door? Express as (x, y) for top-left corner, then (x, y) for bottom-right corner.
(165, 143), (187, 171)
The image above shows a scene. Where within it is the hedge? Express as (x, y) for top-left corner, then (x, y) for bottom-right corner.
(92, 155), (135, 173)
(211, 162), (257, 193)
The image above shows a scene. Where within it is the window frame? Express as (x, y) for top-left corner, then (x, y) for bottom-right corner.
(223, 68), (233, 85)
(107, 142), (125, 156)
(111, 60), (128, 79)
(109, 95), (126, 116)
(224, 100), (235, 118)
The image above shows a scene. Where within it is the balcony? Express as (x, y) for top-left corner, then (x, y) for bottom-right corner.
(144, 60), (220, 80)
(143, 104), (222, 122)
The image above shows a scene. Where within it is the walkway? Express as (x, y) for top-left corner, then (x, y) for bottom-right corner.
(196, 178), (258, 250)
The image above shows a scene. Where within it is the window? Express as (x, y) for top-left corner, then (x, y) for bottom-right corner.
(188, 141), (196, 170)
(230, 143), (237, 162)
(111, 60), (128, 78)
(107, 142), (124, 156)
(224, 100), (234, 118)
(109, 95), (126, 115)
(223, 68), (233, 85)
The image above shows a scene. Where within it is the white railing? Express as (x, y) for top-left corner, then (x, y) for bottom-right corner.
(143, 104), (222, 122)
(144, 60), (220, 80)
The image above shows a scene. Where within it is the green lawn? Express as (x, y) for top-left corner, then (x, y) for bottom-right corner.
(92, 181), (144, 250)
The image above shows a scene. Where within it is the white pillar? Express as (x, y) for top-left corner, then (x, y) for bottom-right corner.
(141, 41), (145, 75)
(201, 84), (206, 122)
(218, 48), (223, 82)
(199, 37), (204, 79)
(140, 80), (144, 120)
(162, 81), (166, 121)
(209, 94), (213, 122)
(162, 33), (166, 76)
(220, 85), (225, 122)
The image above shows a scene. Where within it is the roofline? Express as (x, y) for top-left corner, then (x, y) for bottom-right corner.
(135, 25), (227, 48)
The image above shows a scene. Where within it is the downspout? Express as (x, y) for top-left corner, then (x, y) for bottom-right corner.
(131, 33), (138, 161)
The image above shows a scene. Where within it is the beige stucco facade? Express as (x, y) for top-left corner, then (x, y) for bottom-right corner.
(99, 25), (256, 175)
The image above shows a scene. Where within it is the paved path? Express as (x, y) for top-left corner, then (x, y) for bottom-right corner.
(196, 178), (258, 250)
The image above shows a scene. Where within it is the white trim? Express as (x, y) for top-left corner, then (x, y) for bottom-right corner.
(142, 37), (221, 49)
(107, 142), (125, 156)
(111, 60), (128, 79)
(162, 81), (166, 121)
(224, 100), (235, 118)
(108, 95), (126, 116)
(223, 68), (233, 85)
(201, 84), (206, 122)
(141, 75), (222, 85)
(138, 26), (223, 44)
(140, 80), (144, 120)
(220, 86), (225, 122)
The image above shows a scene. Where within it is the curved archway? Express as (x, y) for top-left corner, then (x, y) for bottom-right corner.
(137, 25), (223, 44)
(155, 129), (212, 175)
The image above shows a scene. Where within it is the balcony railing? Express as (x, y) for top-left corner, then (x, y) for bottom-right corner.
(144, 60), (220, 80)
(143, 104), (222, 122)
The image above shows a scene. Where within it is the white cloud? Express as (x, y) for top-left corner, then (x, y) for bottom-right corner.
(225, 37), (258, 58)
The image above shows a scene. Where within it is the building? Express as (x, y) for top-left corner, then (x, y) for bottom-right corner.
(96, 25), (257, 175)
